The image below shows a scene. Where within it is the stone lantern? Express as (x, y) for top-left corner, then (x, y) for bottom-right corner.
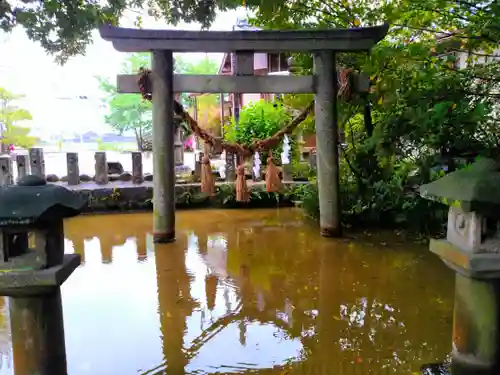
(0, 174), (86, 375)
(419, 158), (500, 375)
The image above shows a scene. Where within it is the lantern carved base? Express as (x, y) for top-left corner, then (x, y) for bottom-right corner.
(430, 239), (500, 279)
(429, 206), (500, 375)
(0, 254), (80, 297)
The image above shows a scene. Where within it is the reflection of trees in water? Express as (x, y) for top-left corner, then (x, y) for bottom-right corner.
(202, 227), (454, 374)
(332, 297), (439, 372)
(136, 215), (454, 375)
(293, 244), (453, 374)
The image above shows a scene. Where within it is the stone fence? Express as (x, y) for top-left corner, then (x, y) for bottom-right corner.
(0, 147), (318, 187)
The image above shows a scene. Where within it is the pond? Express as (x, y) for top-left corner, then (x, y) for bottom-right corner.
(0, 208), (454, 375)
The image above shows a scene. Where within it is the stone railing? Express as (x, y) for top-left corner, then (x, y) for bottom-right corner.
(0, 147), (318, 188)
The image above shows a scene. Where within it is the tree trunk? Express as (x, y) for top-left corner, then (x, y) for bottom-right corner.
(134, 129), (143, 151)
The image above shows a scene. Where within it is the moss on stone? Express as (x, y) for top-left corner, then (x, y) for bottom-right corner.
(74, 182), (306, 214)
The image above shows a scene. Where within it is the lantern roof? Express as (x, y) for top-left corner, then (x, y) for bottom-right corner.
(419, 158), (500, 211)
(0, 175), (86, 226)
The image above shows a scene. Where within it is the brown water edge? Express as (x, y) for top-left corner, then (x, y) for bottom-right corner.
(3, 208), (455, 375)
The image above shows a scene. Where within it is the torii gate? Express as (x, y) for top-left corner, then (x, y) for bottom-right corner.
(99, 23), (389, 243)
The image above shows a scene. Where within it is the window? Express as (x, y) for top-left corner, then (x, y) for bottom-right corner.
(268, 53), (289, 73)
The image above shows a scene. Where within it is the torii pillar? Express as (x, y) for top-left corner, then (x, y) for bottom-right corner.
(99, 23), (389, 239)
(151, 51), (176, 243)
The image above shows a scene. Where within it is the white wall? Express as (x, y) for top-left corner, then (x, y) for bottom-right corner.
(241, 93), (262, 107)
(454, 48), (500, 69)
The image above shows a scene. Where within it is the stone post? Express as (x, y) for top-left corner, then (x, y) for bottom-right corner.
(66, 152), (80, 185)
(15, 154), (28, 182)
(226, 52), (253, 183)
(219, 93), (225, 138)
(308, 150), (317, 171)
(314, 51), (341, 237)
(193, 96), (200, 151)
(174, 119), (184, 167)
(194, 152), (202, 181)
(29, 148), (45, 178)
(10, 290), (67, 375)
(419, 158), (500, 375)
(151, 50), (176, 243)
(132, 152), (143, 184)
(94, 152), (108, 185)
(0, 156), (13, 186)
(225, 151), (236, 182)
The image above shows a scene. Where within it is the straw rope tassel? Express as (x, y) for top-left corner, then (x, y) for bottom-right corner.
(200, 143), (215, 196)
(265, 149), (282, 192)
(235, 158), (249, 202)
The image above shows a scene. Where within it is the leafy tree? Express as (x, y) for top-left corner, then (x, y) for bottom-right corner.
(0, 0), (239, 63)
(3, 0), (498, 64)
(177, 55), (219, 75)
(176, 55), (220, 106)
(240, 0), (500, 230)
(96, 53), (152, 150)
(189, 94), (222, 136)
(224, 99), (291, 145)
(0, 88), (37, 151)
(97, 53), (220, 150)
(179, 57), (221, 135)
(13, 0), (499, 230)
(224, 99), (294, 162)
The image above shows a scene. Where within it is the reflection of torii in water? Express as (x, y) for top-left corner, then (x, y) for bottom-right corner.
(145, 231), (307, 375)
(142, 297), (300, 375)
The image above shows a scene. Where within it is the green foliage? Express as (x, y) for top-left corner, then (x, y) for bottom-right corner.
(290, 160), (315, 180)
(243, 0), (499, 232)
(292, 181), (320, 220)
(176, 56), (219, 75)
(96, 53), (152, 151)
(1, 0), (122, 63)
(0, 88), (37, 149)
(7, 0), (498, 233)
(4, 0), (498, 69)
(190, 94), (222, 136)
(224, 100), (291, 144)
(0, 0), (242, 63)
(97, 53), (220, 150)
(175, 55), (220, 107)
(224, 99), (293, 161)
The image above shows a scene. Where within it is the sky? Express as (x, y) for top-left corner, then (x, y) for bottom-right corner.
(0, 8), (245, 139)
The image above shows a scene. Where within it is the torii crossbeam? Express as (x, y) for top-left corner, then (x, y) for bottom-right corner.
(99, 23), (389, 243)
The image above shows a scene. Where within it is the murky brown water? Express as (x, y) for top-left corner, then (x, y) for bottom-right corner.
(0, 208), (455, 374)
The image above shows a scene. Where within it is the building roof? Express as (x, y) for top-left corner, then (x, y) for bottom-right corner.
(218, 18), (262, 74)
